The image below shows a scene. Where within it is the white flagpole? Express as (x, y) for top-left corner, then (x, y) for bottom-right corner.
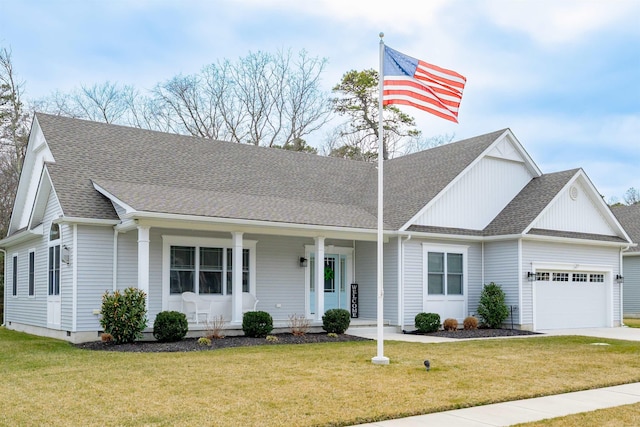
(372, 32), (389, 365)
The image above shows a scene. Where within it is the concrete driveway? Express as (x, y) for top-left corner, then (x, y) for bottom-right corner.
(538, 326), (640, 341)
(347, 326), (640, 343)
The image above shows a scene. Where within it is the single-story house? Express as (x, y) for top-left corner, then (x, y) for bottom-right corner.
(612, 204), (640, 317)
(1, 113), (632, 342)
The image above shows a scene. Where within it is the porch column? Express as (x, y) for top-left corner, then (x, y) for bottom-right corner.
(315, 236), (325, 321)
(231, 231), (244, 323)
(137, 225), (150, 307)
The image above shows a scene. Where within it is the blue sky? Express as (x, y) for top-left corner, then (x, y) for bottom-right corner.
(1, 0), (638, 202)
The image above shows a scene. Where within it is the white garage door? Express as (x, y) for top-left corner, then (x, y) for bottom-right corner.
(534, 271), (610, 330)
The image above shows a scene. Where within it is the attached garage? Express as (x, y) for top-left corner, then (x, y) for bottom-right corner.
(534, 271), (612, 330)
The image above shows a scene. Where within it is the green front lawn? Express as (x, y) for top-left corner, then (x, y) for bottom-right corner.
(1, 328), (640, 426)
(516, 402), (640, 426)
(624, 318), (640, 328)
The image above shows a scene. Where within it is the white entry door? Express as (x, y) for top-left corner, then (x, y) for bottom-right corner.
(47, 244), (61, 328)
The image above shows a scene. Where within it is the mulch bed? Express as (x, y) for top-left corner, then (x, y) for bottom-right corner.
(75, 333), (370, 353)
(76, 328), (540, 352)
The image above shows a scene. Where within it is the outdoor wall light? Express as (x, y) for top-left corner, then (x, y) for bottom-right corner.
(527, 271), (535, 282)
(615, 274), (624, 284)
(299, 257), (308, 268)
(62, 245), (70, 265)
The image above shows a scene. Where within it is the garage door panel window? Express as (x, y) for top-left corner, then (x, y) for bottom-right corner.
(573, 273), (588, 282)
(536, 272), (549, 281)
(536, 271), (607, 284)
(590, 274), (604, 283)
(552, 272), (569, 282)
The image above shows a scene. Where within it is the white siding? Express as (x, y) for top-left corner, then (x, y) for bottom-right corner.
(533, 178), (617, 236)
(383, 238), (398, 324)
(483, 240), (520, 325)
(522, 240), (621, 326)
(116, 231), (137, 290)
(623, 256), (640, 316)
(76, 226), (113, 331)
(5, 189), (61, 328)
(254, 234), (310, 321)
(402, 238), (482, 327)
(415, 156), (533, 230)
(402, 240), (423, 326)
(59, 222), (73, 330)
(355, 241), (377, 320)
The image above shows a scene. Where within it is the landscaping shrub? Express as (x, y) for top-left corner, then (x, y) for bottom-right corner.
(153, 311), (188, 342)
(242, 311), (273, 338)
(463, 316), (478, 330)
(198, 337), (211, 346)
(443, 318), (458, 331)
(322, 308), (351, 334)
(415, 312), (440, 333)
(99, 287), (147, 344)
(204, 315), (227, 339)
(477, 282), (509, 328)
(288, 313), (311, 336)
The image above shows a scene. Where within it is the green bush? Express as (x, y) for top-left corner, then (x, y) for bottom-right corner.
(415, 312), (440, 333)
(153, 311), (188, 342)
(322, 308), (351, 334)
(99, 288), (147, 344)
(477, 282), (509, 328)
(242, 311), (273, 338)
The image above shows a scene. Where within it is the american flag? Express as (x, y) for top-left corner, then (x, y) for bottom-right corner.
(382, 45), (466, 123)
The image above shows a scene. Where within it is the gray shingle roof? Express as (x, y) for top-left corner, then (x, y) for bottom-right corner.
(611, 204), (640, 252)
(483, 169), (580, 235)
(36, 113), (508, 231)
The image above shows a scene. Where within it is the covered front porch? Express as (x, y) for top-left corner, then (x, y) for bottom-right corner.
(118, 217), (386, 329)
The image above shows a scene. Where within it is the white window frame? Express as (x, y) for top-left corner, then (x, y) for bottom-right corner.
(48, 226), (61, 297)
(423, 244), (468, 297)
(162, 236), (257, 309)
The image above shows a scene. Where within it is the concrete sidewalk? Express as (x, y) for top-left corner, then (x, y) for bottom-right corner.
(350, 382), (640, 426)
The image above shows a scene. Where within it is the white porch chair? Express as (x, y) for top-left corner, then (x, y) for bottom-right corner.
(242, 292), (259, 313)
(181, 291), (210, 324)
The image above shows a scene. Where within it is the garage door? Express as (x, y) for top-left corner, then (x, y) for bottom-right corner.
(534, 271), (609, 330)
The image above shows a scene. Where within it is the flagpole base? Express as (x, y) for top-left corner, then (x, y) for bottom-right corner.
(371, 356), (390, 365)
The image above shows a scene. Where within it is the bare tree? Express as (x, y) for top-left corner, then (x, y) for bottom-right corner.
(623, 187), (640, 205)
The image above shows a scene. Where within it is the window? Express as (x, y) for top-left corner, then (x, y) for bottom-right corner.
(28, 251), (35, 296)
(589, 274), (604, 283)
(169, 244), (251, 295)
(536, 272), (550, 281)
(48, 223), (61, 296)
(552, 272), (569, 282)
(48, 246), (60, 295)
(226, 248), (249, 294)
(572, 273), (588, 282)
(427, 251), (464, 295)
(12, 255), (17, 296)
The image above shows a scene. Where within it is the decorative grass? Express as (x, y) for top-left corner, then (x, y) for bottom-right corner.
(1, 328), (640, 426)
(624, 318), (640, 328)
(515, 402), (640, 426)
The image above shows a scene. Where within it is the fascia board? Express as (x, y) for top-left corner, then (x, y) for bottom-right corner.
(0, 223), (44, 248)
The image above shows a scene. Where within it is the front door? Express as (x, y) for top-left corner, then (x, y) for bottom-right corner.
(309, 254), (348, 315)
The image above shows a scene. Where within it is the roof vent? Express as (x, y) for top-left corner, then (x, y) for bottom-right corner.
(569, 185), (579, 200)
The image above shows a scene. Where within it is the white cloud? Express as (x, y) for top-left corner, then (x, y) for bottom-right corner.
(480, 0), (640, 46)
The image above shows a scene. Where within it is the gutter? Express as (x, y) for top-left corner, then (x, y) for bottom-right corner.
(0, 224), (44, 248)
(53, 217), (120, 227)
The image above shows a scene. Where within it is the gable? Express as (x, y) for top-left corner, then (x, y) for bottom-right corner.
(404, 130), (540, 231)
(8, 116), (55, 235)
(529, 173), (623, 238)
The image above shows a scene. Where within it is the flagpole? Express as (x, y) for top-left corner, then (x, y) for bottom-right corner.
(372, 32), (389, 365)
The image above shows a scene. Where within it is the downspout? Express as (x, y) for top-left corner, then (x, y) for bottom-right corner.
(620, 245), (629, 326)
(517, 238), (523, 326)
(112, 229), (119, 292)
(399, 234), (412, 331)
(1, 248), (5, 327)
(72, 224), (78, 332)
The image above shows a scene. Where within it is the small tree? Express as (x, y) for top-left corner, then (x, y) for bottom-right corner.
(100, 288), (148, 344)
(477, 283), (509, 328)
